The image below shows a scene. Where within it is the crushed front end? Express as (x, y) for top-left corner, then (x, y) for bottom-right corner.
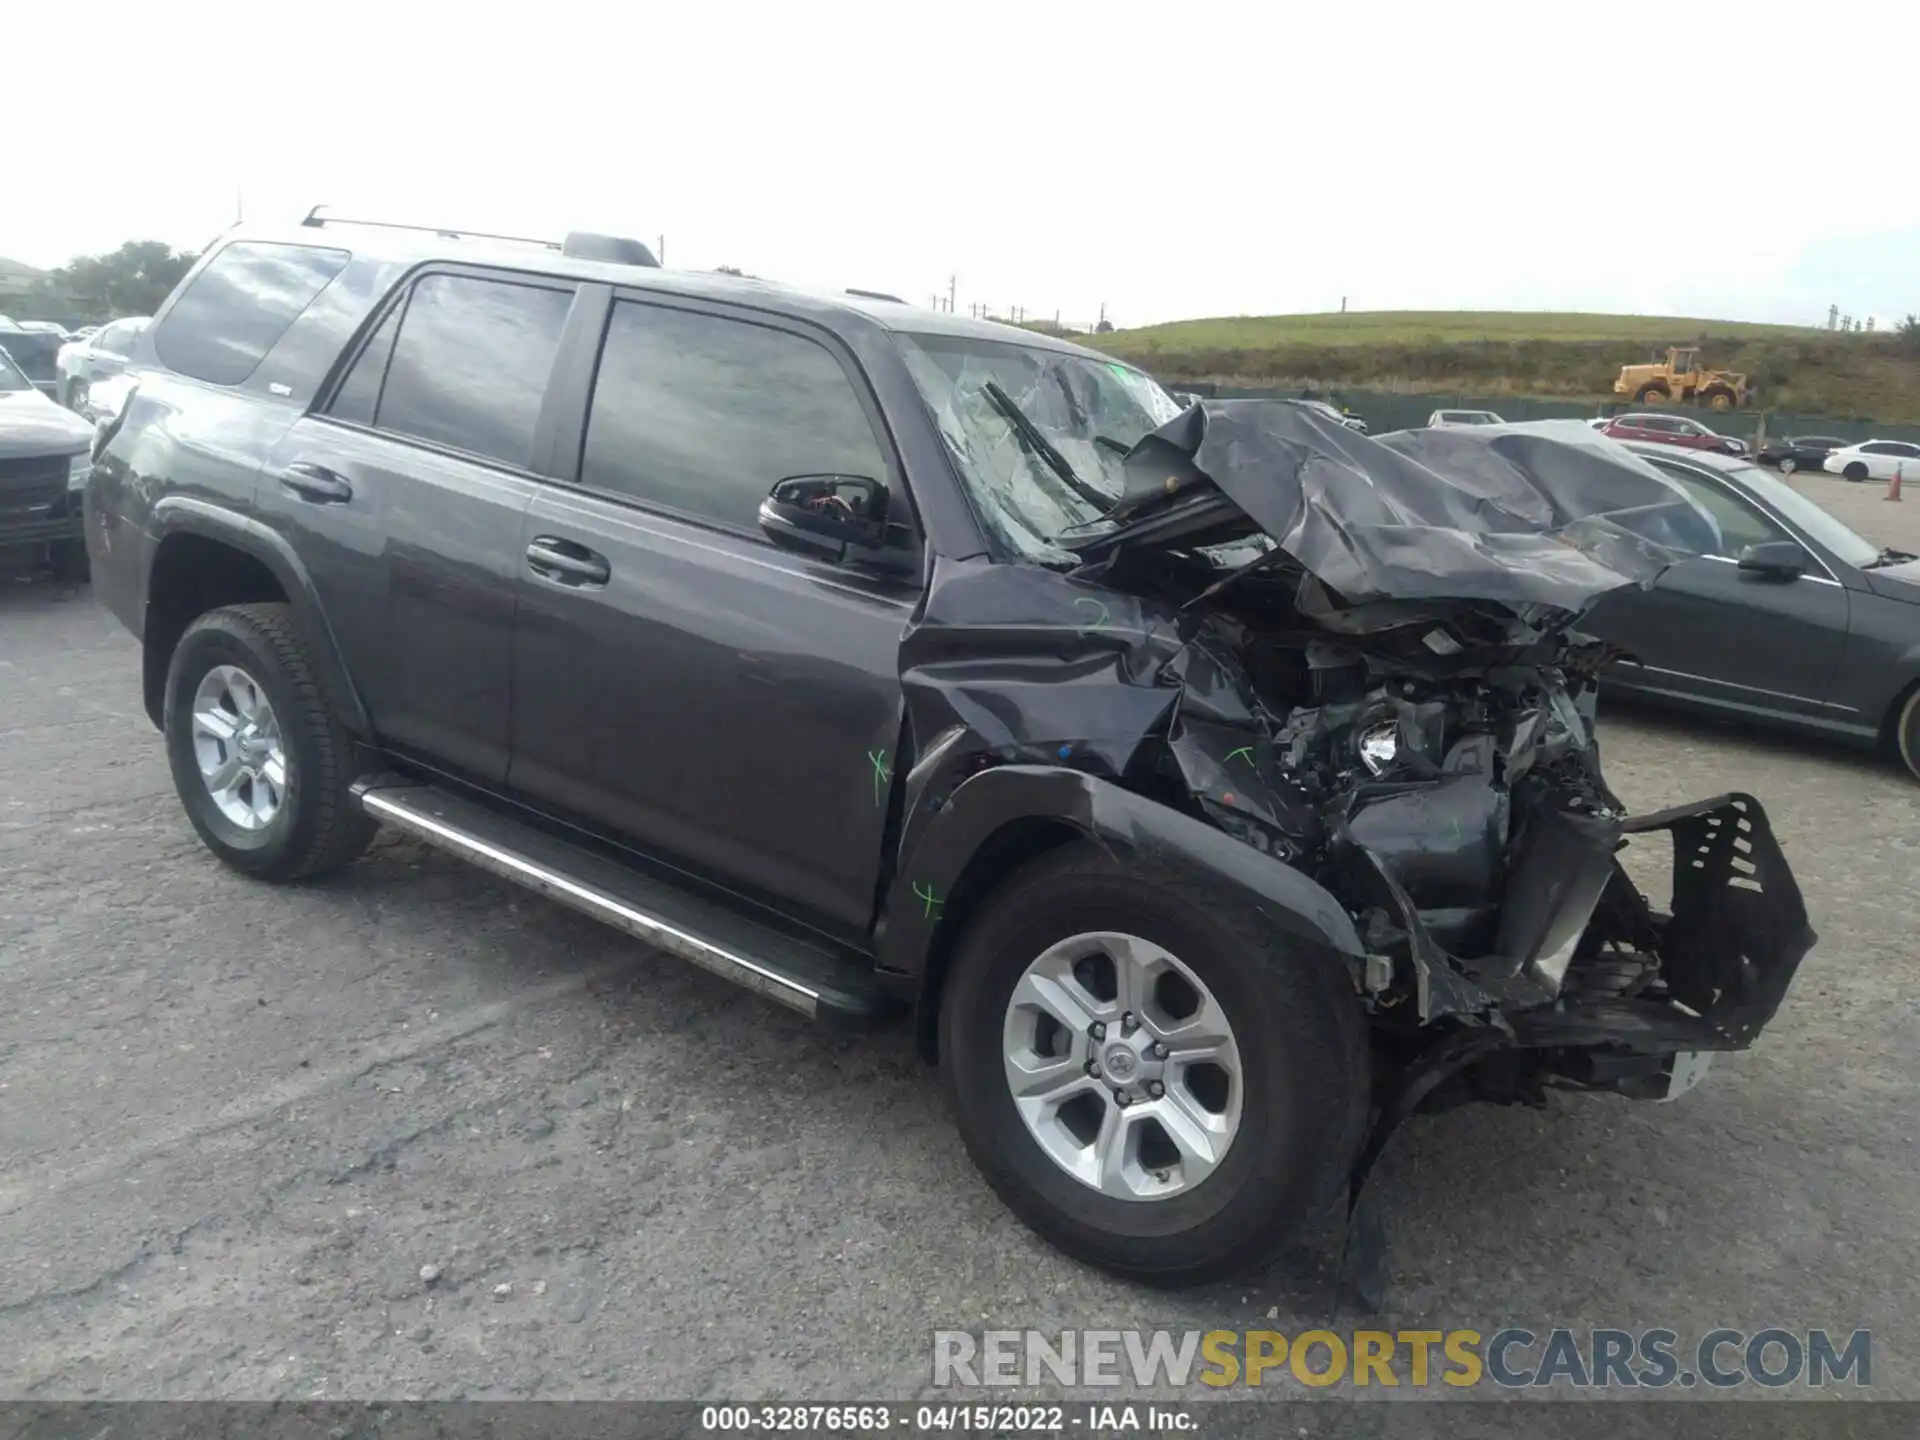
(896, 375), (1815, 1126)
(1046, 402), (1817, 1111)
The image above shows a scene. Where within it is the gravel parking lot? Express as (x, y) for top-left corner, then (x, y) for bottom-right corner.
(2, 471), (1917, 1404)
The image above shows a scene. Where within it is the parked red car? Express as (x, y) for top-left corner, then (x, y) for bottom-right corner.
(1600, 411), (1746, 456)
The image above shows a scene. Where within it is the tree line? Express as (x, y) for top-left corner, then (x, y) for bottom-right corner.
(10, 241), (199, 322)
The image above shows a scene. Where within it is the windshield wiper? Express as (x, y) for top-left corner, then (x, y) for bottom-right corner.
(981, 380), (1114, 512)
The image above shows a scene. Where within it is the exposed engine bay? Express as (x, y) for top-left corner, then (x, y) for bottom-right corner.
(895, 400), (1815, 1112)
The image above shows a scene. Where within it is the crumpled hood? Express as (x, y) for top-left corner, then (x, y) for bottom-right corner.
(1086, 401), (1720, 616)
(0, 390), (93, 459)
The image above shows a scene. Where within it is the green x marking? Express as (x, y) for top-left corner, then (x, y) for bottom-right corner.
(1073, 596), (1112, 633)
(868, 748), (892, 808)
(913, 881), (942, 918)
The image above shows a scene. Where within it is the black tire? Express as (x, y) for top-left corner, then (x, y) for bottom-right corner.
(1703, 387), (1737, 411)
(49, 538), (90, 584)
(163, 603), (375, 881)
(1845, 462), (1869, 482)
(1634, 385), (1670, 404)
(1893, 687), (1920, 784)
(938, 842), (1368, 1286)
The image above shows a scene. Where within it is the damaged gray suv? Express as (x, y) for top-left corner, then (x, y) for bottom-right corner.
(86, 215), (1814, 1287)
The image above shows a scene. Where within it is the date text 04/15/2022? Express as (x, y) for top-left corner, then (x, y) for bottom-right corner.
(698, 1403), (1195, 1432)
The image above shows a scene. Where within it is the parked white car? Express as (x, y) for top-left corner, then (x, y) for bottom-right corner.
(54, 317), (148, 411)
(1822, 439), (1920, 483)
(1428, 408), (1505, 427)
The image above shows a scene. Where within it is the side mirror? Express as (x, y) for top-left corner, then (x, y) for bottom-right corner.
(1737, 539), (1808, 580)
(759, 474), (905, 565)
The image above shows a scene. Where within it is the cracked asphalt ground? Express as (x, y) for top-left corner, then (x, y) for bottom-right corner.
(2, 472), (1917, 1404)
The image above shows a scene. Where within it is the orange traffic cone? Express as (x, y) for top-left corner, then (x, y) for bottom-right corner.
(1889, 463), (1904, 502)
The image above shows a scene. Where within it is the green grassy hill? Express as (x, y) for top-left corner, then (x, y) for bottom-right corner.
(1067, 311), (1920, 421)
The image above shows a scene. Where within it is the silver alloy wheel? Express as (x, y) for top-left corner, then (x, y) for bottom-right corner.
(1898, 690), (1920, 781)
(190, 664), (288, 831)
(1002, 931), (1243, 1202)
(1779, 456), (1797, 474)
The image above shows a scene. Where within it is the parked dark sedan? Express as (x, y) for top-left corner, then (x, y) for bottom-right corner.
(1756, 434), (1846, 475)
(1582, 444), (1920, 779)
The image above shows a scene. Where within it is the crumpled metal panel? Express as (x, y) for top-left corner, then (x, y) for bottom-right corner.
(1110, 399), (1723, 613)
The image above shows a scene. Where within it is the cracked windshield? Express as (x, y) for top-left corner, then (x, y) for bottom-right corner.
(896, 332), (1185, 560)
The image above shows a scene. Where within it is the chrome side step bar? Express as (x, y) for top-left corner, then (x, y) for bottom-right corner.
(353, 781), (887, 1022)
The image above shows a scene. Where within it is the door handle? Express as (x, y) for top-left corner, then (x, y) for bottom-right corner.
(525, 537), (611, 586)
(281, 462), (353, 503)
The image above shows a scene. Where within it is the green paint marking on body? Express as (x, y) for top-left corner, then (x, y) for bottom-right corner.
(1073, 597), (1112, 633)
(868, 748), (892, 808)
(1224, 745), (1257, 768)
(913, 881), (943, 918)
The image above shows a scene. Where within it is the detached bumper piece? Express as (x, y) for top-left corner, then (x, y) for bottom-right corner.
(1510, 792), (1815, 1056)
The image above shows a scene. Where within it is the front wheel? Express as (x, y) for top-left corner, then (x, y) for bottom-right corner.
(1779, 456), (1798, 474)
(1635, 386), (1670, 404)
(65, 378), (89, 413)
(49, 537), (90, 583)
(163, 603), (376, 881)
(938, 843), (1368, 1286)
(1845, 462), (1869, 482)
(1895, 688), (1920, 783)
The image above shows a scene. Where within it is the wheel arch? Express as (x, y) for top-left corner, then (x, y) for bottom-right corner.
(879, 766), (1366, 1063)
(144, 498), (371, 739)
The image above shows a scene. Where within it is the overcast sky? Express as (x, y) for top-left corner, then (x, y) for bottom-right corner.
(10, 1), (1914, 329)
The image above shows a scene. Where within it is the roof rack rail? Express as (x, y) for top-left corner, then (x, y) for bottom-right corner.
(561, 232), (659, 268)
(845, 288), (906, 303)
(301, 205), (561, 250)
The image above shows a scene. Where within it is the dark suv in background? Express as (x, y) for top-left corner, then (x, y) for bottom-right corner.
(83, 214), (1813, 1286)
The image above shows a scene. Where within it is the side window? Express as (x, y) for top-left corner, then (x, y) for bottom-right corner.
(327, 302), (403, 427)
(1656, 467), (1789, 556)
(367, 274), (572, 470)
(153, 241), (350, 385)
(579, 300), (889, 532)
(1860, 442), (1894, 456)
(1640, 416), (1675, 433)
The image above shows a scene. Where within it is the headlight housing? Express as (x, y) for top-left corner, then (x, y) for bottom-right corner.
(67, 453), (91, 491)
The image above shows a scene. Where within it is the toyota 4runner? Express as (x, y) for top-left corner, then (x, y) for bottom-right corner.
(85, 212), (1815, 1286)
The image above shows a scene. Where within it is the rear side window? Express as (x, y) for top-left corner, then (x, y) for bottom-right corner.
(328, 272), (571, 470)
(154, 241), (349, 385)
(578, 300), (888, 531)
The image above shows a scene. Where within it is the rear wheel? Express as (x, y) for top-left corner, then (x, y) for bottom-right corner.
(65, 378), (89, 413)
(1779, 456), (1798, 474)
(1703, 387), (1737, 411)
(163, 603), (375, 881)
(938, 843), (1367, 1286)
(1634, 385), (1670, 404)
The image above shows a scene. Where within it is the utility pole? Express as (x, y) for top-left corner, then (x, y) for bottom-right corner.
(948, 275), (956, 313)
(658, 235), (666, 265)
(1828, 303), (1839, 330)
(235, 182), (244, 224)
(1340, 295), (1348, 313)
